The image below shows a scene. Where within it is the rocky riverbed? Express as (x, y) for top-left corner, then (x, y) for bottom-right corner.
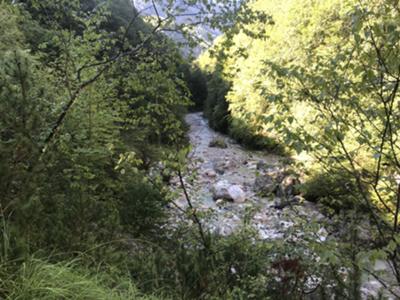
(170, 112), (325, 239)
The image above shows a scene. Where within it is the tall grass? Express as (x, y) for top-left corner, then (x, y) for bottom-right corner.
(1, 257), (163, 300)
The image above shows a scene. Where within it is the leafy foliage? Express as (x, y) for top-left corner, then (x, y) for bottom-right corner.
(0, 0), (189, 264)
(119, 178), (166, 236)
(301, 169), (361, 212)
(199, 0), (400, 296)
(4, 0), (400, 298)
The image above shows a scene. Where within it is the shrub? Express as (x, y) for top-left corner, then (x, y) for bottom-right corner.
(204, 71), (231, 133)
(229, 118), (285, 154)
(119, 178), (166, 236)
(186, 67), (208, 112)
(301, 169), (362, 212)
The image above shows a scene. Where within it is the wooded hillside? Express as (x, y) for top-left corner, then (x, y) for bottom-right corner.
(2, 0), (400, 299)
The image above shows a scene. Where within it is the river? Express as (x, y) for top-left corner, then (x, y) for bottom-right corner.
(169, 112), (324, 239)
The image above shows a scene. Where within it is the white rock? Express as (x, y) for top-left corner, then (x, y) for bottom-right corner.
(227, 185), (246, 203)
(216, 199), (225, 206)
(212, 181), (246, 203)
(204, 169), (217, 178)
(212, 180), (231, 200)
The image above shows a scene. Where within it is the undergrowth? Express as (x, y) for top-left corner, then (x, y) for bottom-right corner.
(0, 257), (163, 300)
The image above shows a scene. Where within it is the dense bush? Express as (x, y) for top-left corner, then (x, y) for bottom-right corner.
(229, 118), (284, 153)
(184, 66), (208, 112)
(199, 0), (400, 224)
(203, 70), (231, 133)
(300, 170), (362, 213)
(119, 178), (166, 236)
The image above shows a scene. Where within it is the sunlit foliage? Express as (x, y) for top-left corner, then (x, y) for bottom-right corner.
(200, 0), (400, 296)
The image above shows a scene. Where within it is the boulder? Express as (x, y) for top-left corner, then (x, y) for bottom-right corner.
(357, 219), (373, 242)
(213, 161), (225, 174)
(360, 280), (384, 300)
(225, 160), (237, 169)
(337, 218), (374, 243)
(212, 180), (246, 203)
(228, 185), (246, 203)
(169, 176), (180, 186)
(212, 180), (231, 200)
